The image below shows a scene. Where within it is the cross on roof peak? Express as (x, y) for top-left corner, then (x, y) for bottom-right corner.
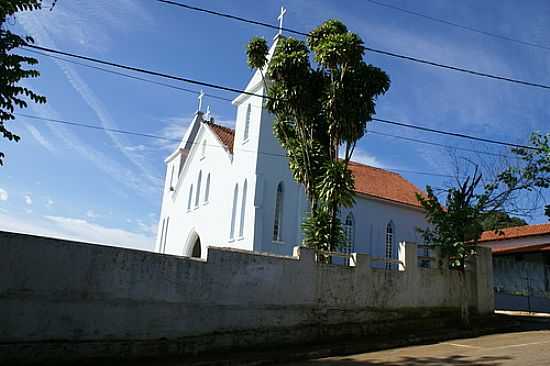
(197, 90), (205, 112)
(275, 6), (287, 38)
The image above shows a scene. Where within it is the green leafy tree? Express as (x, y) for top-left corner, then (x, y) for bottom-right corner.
(417, 162), (535, 325)
(1, 0), (46, 165)
(480, 211), (527, 231)
(246, 20), (390, 252)
(507, 132), (550, 218)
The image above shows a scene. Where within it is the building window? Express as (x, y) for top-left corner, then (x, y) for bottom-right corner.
(169, 166), (175, 191)
(195, 171), (202, 208)
(204, 173), (211, 203)
(243, 104), (251, 142)
(342, 212), (354, 254)
(159, 218), (166, 253)
(239, 180), (247, 238)
(191, 237), (201, 258)
(178, 151), (185, 175)
(159, 217), (170, 254)
(163, 217), (170, 253)
(187, 185), (193, 211)
(230, 184), (239, 240)
(385, 221), (394, 269)
(273, 182), (284, 242)
(201, 139), (207, 159)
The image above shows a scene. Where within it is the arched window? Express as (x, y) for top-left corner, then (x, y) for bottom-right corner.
(342, 212), (354, 253)
(239, 180), (247, 238)
(385, 221), (394, 269)
(201, 139), (207, 158)
(204, 173), (211, 203)
(273, 182), (284, 242)
(230, 183), (239, 240)
(169, 165), (175, 191)
(187, 185), (193, 211)
(195, 171), (202, 207)
(243, 104), (251, 141)
(191, 237), (201, 258)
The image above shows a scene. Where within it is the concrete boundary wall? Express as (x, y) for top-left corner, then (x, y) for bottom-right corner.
(0, 231), (494, 364)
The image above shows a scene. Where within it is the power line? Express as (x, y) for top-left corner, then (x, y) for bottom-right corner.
(23, 48), (234, 103)
(152, 0), (550, 91)
(25, 44), (537, 151)
(23, 44), (264, 100)
(154, 0), (308, 36)
(16, 113), (180, 143)
(367, 130), (514, 159)
(15, 112), (455, 179)
(365, 0), (550, 52)
(372, 117), (534, 150)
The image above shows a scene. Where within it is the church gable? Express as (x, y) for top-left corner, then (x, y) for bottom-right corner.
(169, 117), (234, 197)
(206, 121), (235, 154)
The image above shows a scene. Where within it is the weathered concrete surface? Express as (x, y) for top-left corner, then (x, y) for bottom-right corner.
(0, 231), (494, 364)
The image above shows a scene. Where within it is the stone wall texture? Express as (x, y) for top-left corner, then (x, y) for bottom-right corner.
(0, 231), (494, 364)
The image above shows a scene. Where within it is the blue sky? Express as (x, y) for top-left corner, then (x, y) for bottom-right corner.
(1, 0), (549, 250)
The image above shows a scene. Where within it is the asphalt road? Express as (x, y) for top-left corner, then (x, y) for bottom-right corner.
(285, 330), (550, 366)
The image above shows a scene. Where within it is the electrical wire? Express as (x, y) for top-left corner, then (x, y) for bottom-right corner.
(152, 0), (550, 91)
(23, 44), (538, 151)
(15, 112), (457, 178)
(364, 0), (550, 52)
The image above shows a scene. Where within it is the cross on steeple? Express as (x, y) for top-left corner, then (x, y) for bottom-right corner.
(197, 90), (205, 112)
(276, 6), (287, 38)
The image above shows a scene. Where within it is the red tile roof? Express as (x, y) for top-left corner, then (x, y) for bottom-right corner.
(489, 243), (550, 255)
(479, 223), (550, 243)
(206, 121), (235, 154)
(205, 123), (424, 208)
(348, 161), (424, 208)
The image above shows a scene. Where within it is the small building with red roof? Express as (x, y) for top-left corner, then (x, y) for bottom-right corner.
(479, 224), (550, 312)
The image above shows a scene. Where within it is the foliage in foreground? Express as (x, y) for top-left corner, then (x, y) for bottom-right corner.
(1, 0), (46, 165)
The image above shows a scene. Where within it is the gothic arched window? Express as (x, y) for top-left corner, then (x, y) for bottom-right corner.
(385, 221), (394, 269)
(204, 173), (211, 203)
(243, 104), (251, 141)
(187, 185), (193, 211)
(343, 212), (355, 253)
(195, 171), (202, 207)
(273, 182), (284, 242)
(191, 237), (201, 258)
(239, 180), (247, 238)
(230, 183), (239, 240)
(169, 165), (175, 191)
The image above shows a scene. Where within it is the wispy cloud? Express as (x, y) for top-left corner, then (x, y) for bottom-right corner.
(0, 188), (8, 201)
(0, 212), (154, 251)
(155, 116), (191, 152)
(86, 209), (100, 219)
(350, 148), (385, 168)
(24, 123), (55, 153)
(24, 194), (32, 206)
(17, 2), (162, 195)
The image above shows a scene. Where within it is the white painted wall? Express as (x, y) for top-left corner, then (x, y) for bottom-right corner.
(0, 231), (495, 364)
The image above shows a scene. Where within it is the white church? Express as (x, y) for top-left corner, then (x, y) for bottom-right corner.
(155, 15), (429, 261)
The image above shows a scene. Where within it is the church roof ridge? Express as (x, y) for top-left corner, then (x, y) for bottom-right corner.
(201, 121), (424, 209)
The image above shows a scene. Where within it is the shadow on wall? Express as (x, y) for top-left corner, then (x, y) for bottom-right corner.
(304, 355), (512, 365)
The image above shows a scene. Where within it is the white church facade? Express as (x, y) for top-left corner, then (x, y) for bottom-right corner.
(155, 35), (429, 261)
